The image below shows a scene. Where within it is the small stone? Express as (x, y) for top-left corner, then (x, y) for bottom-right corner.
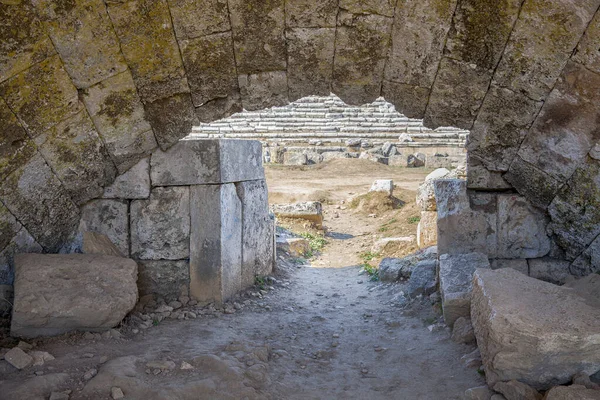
(168, 301), (182, 309)
(109, 329), (122, 339)
(99, 356), (108, 364)
(493, 380), (542, 400)
(146, 360), (176, 370)
(83, 332), (95, 340)
(17, 341), (33, 351)
(180, 361), (194, 370)
(155, 304), (174, 313)
(178, 296), (190, 305)
(111, 387), (124, 400)
(102, 331), (111, 340)
(4, 347), (33, 369)
(451, 317), (476, 344)
(572, 372), (600, 390)
(81, 353), (95, 359)
(83, 368), (98, 380)
(464, 386), (494, 400)
(30, 351), (55, 366)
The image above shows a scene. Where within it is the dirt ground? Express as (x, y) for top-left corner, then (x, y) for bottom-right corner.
(0, 159), (485, 399)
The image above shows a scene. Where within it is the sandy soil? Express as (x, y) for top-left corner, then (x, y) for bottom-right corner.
(0, 159), (485, 399)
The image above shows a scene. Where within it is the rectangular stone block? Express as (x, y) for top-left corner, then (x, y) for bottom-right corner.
(570, 235), (600, 277)
(138, 260), (190, 301)
(143, 93), (198, 150)
(238, 71), (289, 111)
(131, 187), (190, 260)
(167, 0), (230, 40)
(417, 211), (437, 248)
(151, 139), (264, 186)
(333, 12), (393, 105)
(504, 156), (562, 209)
(79, 199), (129, 257)
(0, 98), (37, 181)
(439, 252), (490, 327)
(381, 81), (429, 119)
(489, 259), (528, 276)
(573, 9), (600, 74)
(528, 257), (572, 285)
(190, 184), (242, 304)
(103, 158), (151, 199)
(0, 284), (13, 316)
(285, 0), (338, 28)
(0, 228), (43, 285)
(236, 180), (275, 289)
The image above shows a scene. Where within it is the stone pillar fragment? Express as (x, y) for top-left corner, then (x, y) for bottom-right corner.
(190, 184), (242, 304)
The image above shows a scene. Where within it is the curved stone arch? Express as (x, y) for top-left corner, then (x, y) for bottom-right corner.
(1, 0), (600, 282)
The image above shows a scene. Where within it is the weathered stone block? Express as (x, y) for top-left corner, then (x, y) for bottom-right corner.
(544, 385), (600, 400)
(131, 187), (190, 260)
(276, 237), (310, 258)
(195, 95), (243, 123)
(285, 0), (337, 27)
(79, 200), (129, 257)
(493, 0), (599, 101)
(82, 232), (123, 258)
(0, 55), (83, 135)
(228, 0), (286, 74)
(573, 10), (600, 75)
(103, 157), (151, 199)
(33, 0), (128, 89)
(417, 168), (450, 211)
(0, 284), (13, 316)
(271, 202), (323, 228)
(0, 228), (43, 285)
(106, 0), (189, 103)
(0, 154), (80, 252)
(381, 81), (429, 119)
(143, 93), (198, 150)
(0, 98), (37, 181)
(167, 0), (230, 40)
(570, 235), (600, 277)
(286, 28), (335, 100)
(339, 0), (395, 17)
(34, 110), (117, 205)
(517, 62), (600, 183)
(496, 194), (550, 259)
(238, 71), (289, 111)
(138, 260), (190, 301)
(236, 180), (275, 288)
(417, 211), (437, 248)
(528, 258), (572, 285)
(283, 151), (308, 166)
(439, 252), (490, 327)
(0, 1), (55, 83)
(370, 180), (393, 196)
(190, 184), (242, 304)
(384, 0), (456, 88)
(490, 259), (528, 276)
(151, 139), (264, 185)
(4, 347), (33, 370)
(406, 260), (438, 298)
(332, 11), (393, 105)
(0, 202), (22, 251)
(11, 254), (138, 338)
(466, 154), (512, 190)
(468, 85), (543, 172)
(180, 32), (239, 108)
(471, 268), (600, 389)
(504, 156), (562, 209)
(81, 70), (156, 173)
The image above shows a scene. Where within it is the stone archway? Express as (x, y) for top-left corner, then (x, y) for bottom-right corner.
(1, 0), (600, 290)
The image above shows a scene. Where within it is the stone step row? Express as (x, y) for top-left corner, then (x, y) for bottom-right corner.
(216, 116), (422, 124)
(188, 131), (465, 139)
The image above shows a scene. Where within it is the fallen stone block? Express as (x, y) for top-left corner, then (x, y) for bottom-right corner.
(417, 211), (437, 248)
(471, 268), (600, 389)
(464, 386), (494, 400)
(407, 153), (425, 167)
(11, 254), (138, 338)
(406, 260), (437, 298)
(378, 257), (413, 282)
(283, 151), (308, 165)
(371, 237), (415, 254)
(416, 168), (450, 211)
(4, 347), (33, 369)
(544, 385), (600, 400)
(369, 179), (393, 196)
(275, 238), (309, 258)
(271, 202), (323, 228)
(439, 252), (490, 327)
(493, 380), (542, 400)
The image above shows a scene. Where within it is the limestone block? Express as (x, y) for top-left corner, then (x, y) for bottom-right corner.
(11, 254), (138, 338)
(151, 139), (264, 185)
(417, 211), (437, 248)
(504, 156), (561, 209)
(466, 154), (512, 190)
(283, 152), (308, 166)
(238, 71), (289, 111)
(0, 154), (80, 252)
(236, 180), (275, 288)
(0, 202), (22, 251)
(384, 0), (456, 88)
(0, 55), (83, 135)
(573, 10), (600, 75)
(406, 260), (437, 298)
(378, 257), (413, 282)
(387, 154), (406, 166)
(80, 200), (129, 256)
(179, 32), (239, 108)
(0, 98), (37, 181)
(167, 0), (230, 40)
(471, 268), (600, 389)
(276, 237), (309, 258)
(517, 62), (600, 183)
(548, 157), (600, 260)
(4, 347), (33, 370)
(544, 385), (600, 400)
(371, 237), (415, 255)
(103, 158), (151, 199)
(381, 82), (429, 119)
(0, 228), (43, 285)
(0, 284), (13, 316)
(81, 70), (156, 173)
(424, 58), (490, 129)
(493, 381), (542, 400)
(106, 0), (189, 103)
(439, 252), (490, 327)
(33, 0), (128, 88)
(564, 274), (600, 309)
(493, 0), (599, 101)
(271, 202), (323, 228)
(228, 0), (286, 74)
(370, 180), (393, 196)
(490, 259), (528, 276)
(570, 235), (600, 277)
(143, 94), (198, 150)
(496, 194), (550, 259)
(138, 260), (190, 301)
(464, 386), (494, 400)
(82, 232), (123, 258)
(416, 168), (450, 211)
(435, 179), (497, 256)
(407, 153), (425, 168)
(286, 28), (335, 100)
(34, 110), (117, 205)
(285, 0), (337, 28)
(131, 187), (190, 260)
(468, 85), (543, 172)
(528, 258), (571, 285)
(0, 1), (55, 83)
(339, 0), (395, 17)
(195, 95), (243, 124)
(190, 184), (242, 304)
(332, 12), (393, 105)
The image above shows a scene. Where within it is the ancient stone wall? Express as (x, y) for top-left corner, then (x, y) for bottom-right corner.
(1, 0), (600, 285)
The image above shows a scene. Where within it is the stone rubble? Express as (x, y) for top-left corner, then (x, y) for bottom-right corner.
(271, 201), (324, 228)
